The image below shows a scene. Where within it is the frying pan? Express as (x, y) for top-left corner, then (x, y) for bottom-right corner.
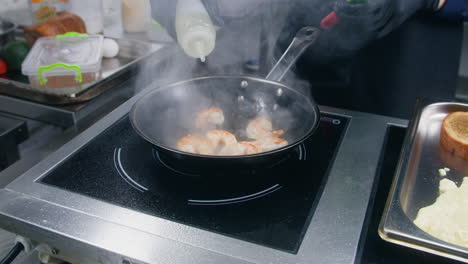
(130, 27), (320, 173)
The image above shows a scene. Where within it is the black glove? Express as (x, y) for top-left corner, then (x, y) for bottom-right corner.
(336, 0), (440, 37)
(151, 0), (441, 62)
(298, 0), (442, 62)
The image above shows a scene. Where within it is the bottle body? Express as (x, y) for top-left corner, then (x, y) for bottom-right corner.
(121, 0), (150, 33)
(175, 0), (216, 61)
(103, 0), (123, 38)
(68, 0), (104, 34)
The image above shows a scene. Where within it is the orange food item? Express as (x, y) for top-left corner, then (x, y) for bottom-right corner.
(34, 5), (57, 21)
(24, 11), (86, 46)
(440, 112), (468, 159)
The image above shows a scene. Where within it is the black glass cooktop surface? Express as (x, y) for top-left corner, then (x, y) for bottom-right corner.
(41, 113), (347, 253)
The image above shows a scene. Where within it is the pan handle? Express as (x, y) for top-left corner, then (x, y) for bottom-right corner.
(265, 27), (319, 82)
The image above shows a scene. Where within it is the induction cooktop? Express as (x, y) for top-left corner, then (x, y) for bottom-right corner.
(41, 113), (347, 253)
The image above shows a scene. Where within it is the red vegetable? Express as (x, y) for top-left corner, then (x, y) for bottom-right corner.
(0, 59), (7, 75)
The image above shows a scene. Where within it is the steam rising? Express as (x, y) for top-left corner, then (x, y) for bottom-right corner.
(132, 0), (316, 152)
(136, 0), (311, 94)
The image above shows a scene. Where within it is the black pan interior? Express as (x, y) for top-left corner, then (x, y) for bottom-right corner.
(130, 76), (318, 156)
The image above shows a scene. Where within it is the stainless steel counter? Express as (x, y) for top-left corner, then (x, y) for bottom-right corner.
(0, 38), (165, 128)
(0, 81), (408, 263)
(0, 42), (177, 187)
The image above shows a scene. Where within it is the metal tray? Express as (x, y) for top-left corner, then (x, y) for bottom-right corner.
(0, 37), (161, 105)
(379, 98), (468, 263)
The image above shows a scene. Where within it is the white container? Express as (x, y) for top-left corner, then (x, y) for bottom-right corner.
(175, 0), (216, 62)
(22, 33), (104, 95)
(121, 0), (150, 33)
(67, 0), (104, 34)
(103, 0), (124, 38)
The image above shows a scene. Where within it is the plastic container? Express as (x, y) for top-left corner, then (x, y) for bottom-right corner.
(175, 0), (216, 62)
(21, 32), (104, 95)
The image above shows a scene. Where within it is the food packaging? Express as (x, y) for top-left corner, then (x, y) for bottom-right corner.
(31, 0), (67, 23)
(23, 11), (86, 47)
(21, 32), (103, 95)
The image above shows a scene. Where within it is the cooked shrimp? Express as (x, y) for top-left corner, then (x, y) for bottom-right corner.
(218, 144), (242, 156)
(238, 141), (260, 155)
(195, 107), (224, 130)
(251, 137), (288, 152)
(246, 116), (284, 139)
(179, 113), (288, 155)
(206, 130), (241, 155)
(176, 135), (214, 155)
(206, 130), (237, 145)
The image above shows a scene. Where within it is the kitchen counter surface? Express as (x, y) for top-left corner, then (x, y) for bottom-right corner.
(0, 43), (172, 263)
(0, 41), (423, 264)
(0, 93), (409, 264)
(0, 40), (176, 185)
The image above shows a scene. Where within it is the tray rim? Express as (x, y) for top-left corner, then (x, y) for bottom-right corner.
(0, 36), (162, 105)
(378, 98), (468, 263)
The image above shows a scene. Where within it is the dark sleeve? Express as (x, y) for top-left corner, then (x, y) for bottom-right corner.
(435, 0), (468, 21)
(150, 0), (177, 38)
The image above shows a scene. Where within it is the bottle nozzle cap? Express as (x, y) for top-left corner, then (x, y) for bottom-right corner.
(195, 41), (206, 62)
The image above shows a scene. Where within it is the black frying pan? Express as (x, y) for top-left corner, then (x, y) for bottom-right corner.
(130, 27), (320, 172)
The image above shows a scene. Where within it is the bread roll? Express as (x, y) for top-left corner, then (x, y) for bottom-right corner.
(440, 111), (468, 159)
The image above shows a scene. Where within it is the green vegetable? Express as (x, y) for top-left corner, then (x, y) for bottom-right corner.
(0, 41), (30, 72)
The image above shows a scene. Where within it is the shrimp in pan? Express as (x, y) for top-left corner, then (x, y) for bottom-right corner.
(238, 141), (260, 155)
(195, 107), (224, 130)
(206, 130), (262, 155)
(206, 130), (240, 155)
(206, 130), (237, 145)
(176, 135), (214, 155)
(246, 116), (284, 139)
(251, 137), (288, 152)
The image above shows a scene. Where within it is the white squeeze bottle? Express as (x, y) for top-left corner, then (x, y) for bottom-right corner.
(175, 0), (216, 62)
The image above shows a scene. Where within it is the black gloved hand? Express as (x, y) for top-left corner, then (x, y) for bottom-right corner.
(299, 0), (442, 62)
(151, 0), (441, 62)
(334, 0), (441, 40)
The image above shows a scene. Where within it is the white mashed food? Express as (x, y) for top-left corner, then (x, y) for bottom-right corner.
(413, 177), (468, 248)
